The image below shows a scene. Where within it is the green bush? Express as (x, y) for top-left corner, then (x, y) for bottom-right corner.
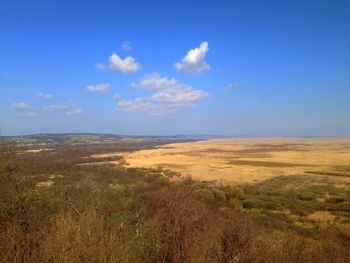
(192, 189), (215, 204)
(225, 185), (244, 199)
(211, 188), (226, 202)
(297, 191), (316, 201)
(325, 196), (345, 204)
(148, 172), (162, 180)
(156, 175), (170, 185)
(229, 198), (242, 209)
(242, 197), (261, 209)
(240, 194), (284, 210)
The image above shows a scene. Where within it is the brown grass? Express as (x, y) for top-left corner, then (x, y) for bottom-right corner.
(93, 137), (350, 184)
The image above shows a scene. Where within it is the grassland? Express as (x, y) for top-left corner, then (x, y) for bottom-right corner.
(92, 137), (350, 225)
(1, 136), (349, 262)
(93, 137), (350, 183)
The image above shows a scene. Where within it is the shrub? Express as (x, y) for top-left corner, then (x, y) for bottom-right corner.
(192, 189), (215, 204)
(297, 191), (316, 201)
(229, 198), (242, 209)
(325, 196), (345, 204)
(225, 185), (244, 199)
(156, 176), (170, 186)
(249, 208), (261, 217)
(211, 188), (226, 203)
(242, 197), (268, 209)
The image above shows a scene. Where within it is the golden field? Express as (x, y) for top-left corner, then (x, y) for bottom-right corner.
(94, 137), (350, 184)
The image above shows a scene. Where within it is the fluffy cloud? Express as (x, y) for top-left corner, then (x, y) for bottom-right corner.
(117, 98), (157, 113)
(37, 93), (54, 99)
(85, 83), (110, 93)
(11, 102), (30, 110)
(174, 41), (210, 73)
(97, 53), (140, 73)
(116, 73), (210, 116)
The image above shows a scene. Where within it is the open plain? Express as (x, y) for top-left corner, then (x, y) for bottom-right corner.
(94, 137), (350, 184)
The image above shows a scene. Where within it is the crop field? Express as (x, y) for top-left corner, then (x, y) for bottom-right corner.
(93, 137), (350, 184)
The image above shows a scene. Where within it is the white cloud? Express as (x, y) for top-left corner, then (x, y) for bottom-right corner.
(97, 53), (140, 73)
(18, 111), (38, 118)
(37, 92), (54, 99)
(109, 54), (140, 73)
(43, 102), (83, 116)
(11, 102), (30, 110)
(12, 102), (38, 117)
(174, 41), (210, 73)
(122, 41), (132, 51)
(65, 108), (83, 115)
(116, 73), (210, 116)
(43, 102), (74, 112)
(117, 98), (157, 113)
(85, 83), (110, 93)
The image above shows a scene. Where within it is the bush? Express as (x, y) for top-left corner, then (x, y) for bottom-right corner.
(249, 208), (261, 217)
(297, 191), (316, 201)
(325, 196), (345, 204)
(211, 188), (226, 203)
(156, 175), (170, 186)
(225, 185), (244, 199)
(242, 197), (267, 209)
(229, 198), (242, 209)
(192, 189), (215, 204)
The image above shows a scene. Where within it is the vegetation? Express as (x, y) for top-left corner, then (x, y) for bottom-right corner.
(0, 138), (349, 262)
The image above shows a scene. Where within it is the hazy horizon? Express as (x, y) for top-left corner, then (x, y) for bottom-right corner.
(2, 131), (350, 138)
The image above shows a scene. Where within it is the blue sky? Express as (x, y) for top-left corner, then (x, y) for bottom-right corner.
(0, 0), (349, 136)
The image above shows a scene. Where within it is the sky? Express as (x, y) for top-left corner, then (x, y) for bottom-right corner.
(0, 0), (350, 136)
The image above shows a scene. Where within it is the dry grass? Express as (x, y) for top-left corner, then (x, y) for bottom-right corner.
(308, 211), (337, 223)
(93, 137), (350, 183)
(23, 148), (51, 153)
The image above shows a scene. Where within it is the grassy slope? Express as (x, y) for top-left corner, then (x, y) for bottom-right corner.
(0, 141), (349, 262)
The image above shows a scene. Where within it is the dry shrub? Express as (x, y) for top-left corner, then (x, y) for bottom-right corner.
(41, 210), (125, 262)
(311, 226), (350, 263)
(144, 186), (219, 262)
(219, 210), (258, 263)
